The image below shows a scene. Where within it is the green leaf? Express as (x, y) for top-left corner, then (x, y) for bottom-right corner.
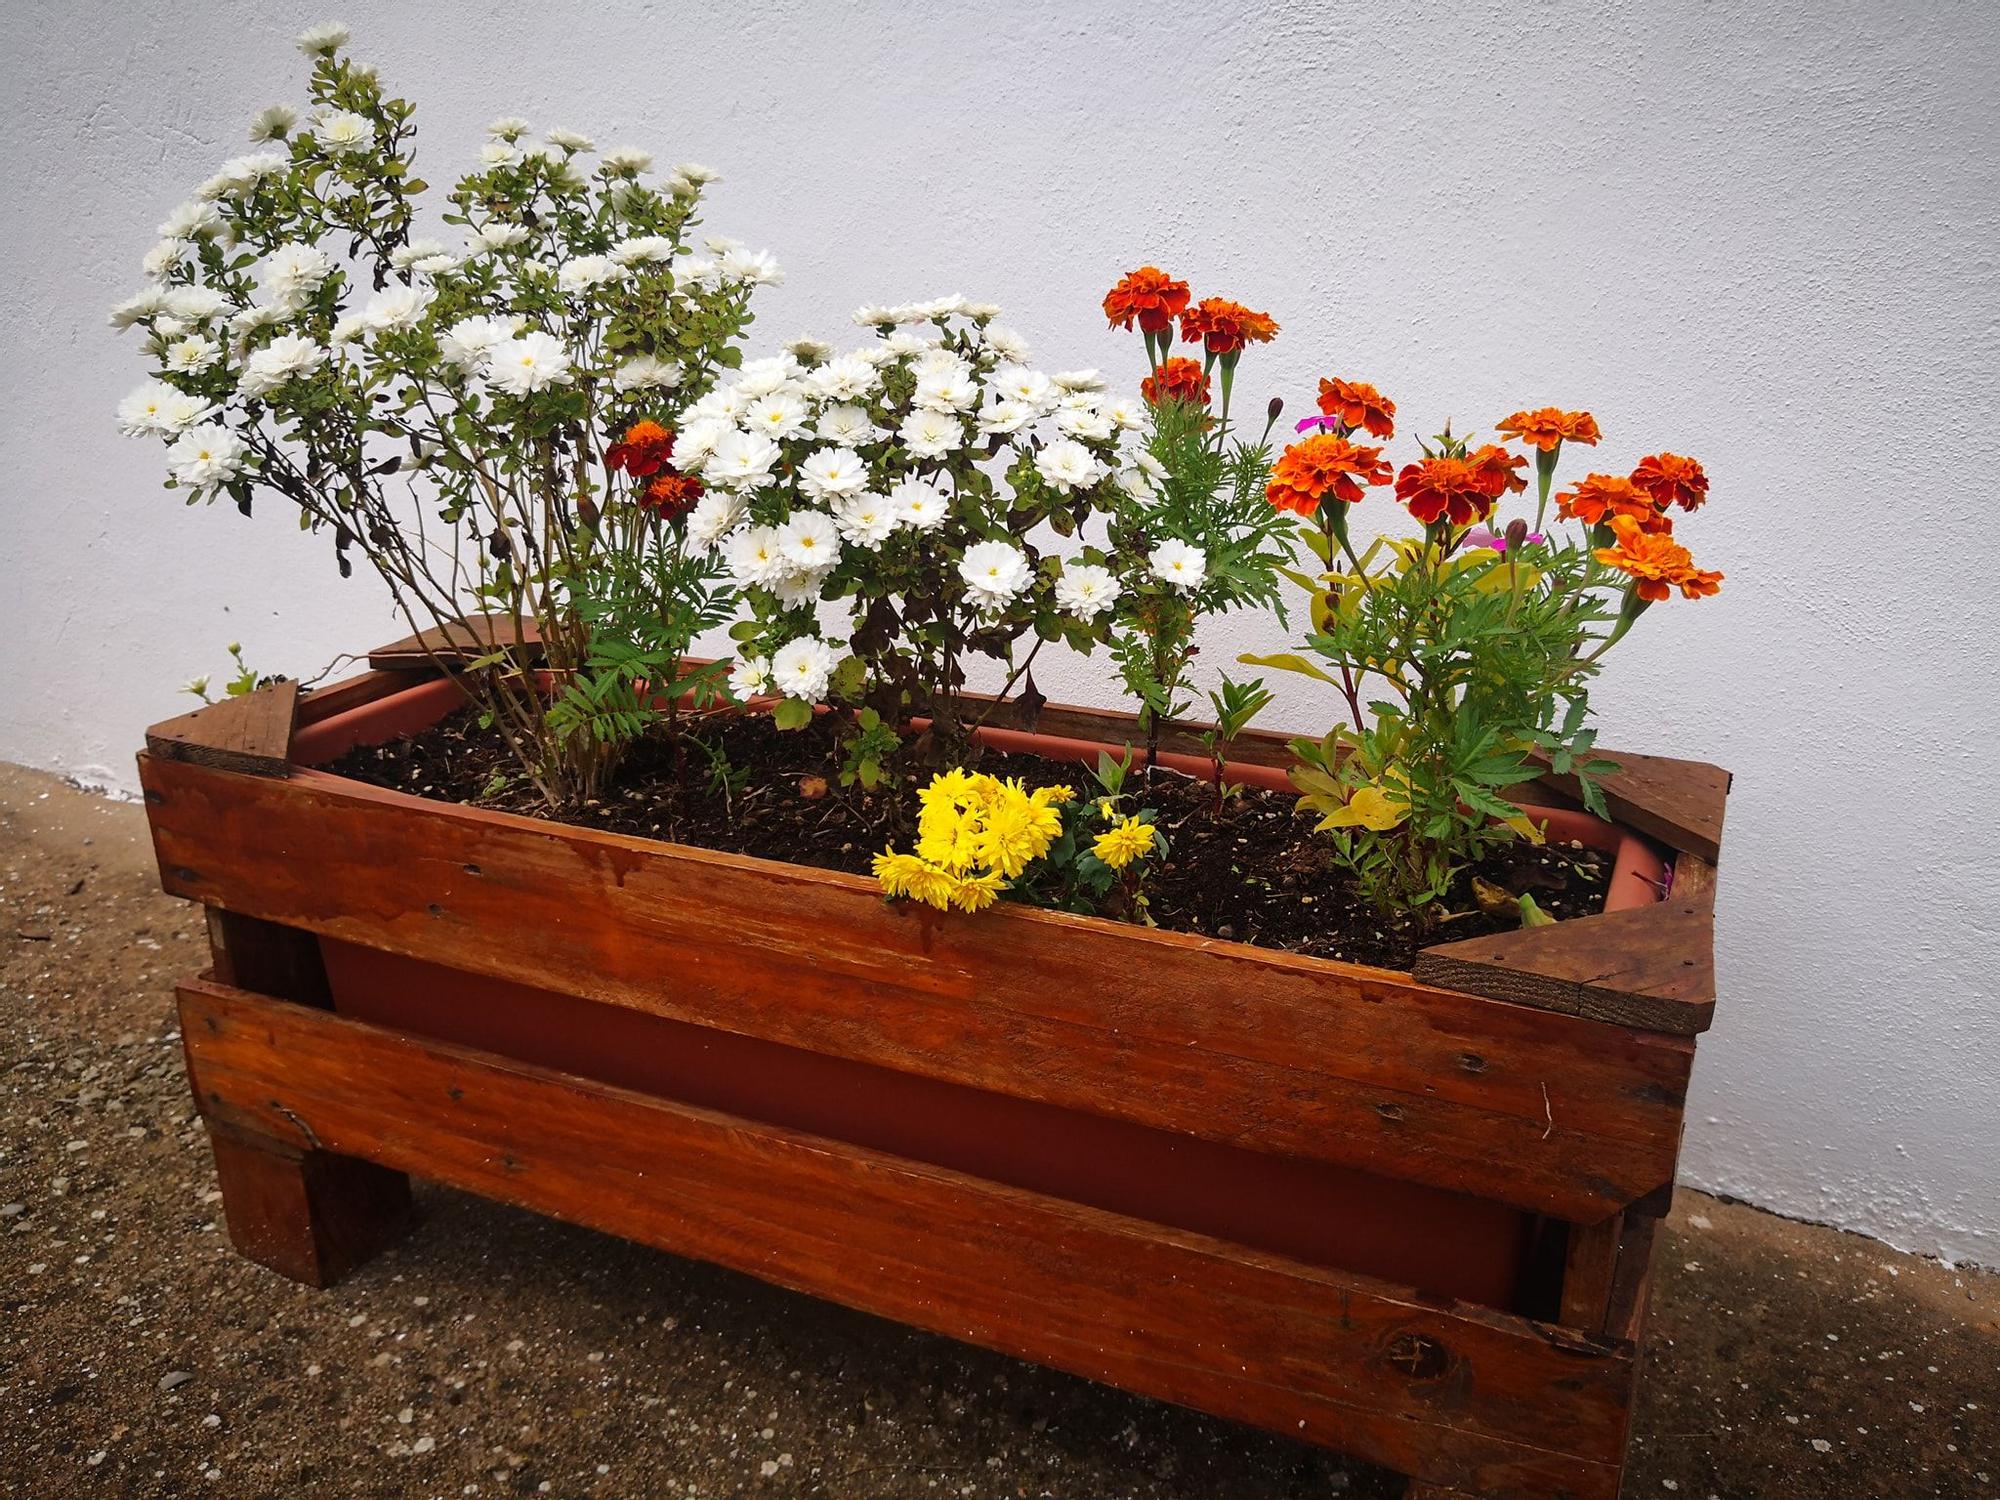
(1236, 651), (1339, 686)
(771, 697), (812, 732)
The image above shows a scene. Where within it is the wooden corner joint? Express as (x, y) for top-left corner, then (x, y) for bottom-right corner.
(366, 612), (545, 672)
(1531, 747), (1731, 865)
(143, 680), (300, 779)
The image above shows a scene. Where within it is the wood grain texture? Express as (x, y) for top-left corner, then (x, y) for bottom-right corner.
(200, 1122), (412, 1287)
(1561, 1215), (1625, 1333)
(366, 613), (543, 671)
(140, 753), (1693, 1223)
(178, 977), (1635, 1498)
(1413, 900), (1715, 1036)
(204, 908), (331, 1007)
(1532, 748), (1730, 864)
(142, 680), (298, 778)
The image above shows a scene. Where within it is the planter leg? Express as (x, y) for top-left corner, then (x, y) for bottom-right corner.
(206, 1122), (412, 1288)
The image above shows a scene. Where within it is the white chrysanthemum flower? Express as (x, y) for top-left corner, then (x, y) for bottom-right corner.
(612, 354), (682, 392)
(1135, 450), (1169, 483)
(719, 247), (782, 286)
(1056, 404), (1114, 442)
(778, 509), (841, 569)
(729, 655), (772, 698)
(262, 242), (333, 311)
(487, 115), (530, 140)
(963, 301), (1002, 322)
(744, 391), (811, 442)
(685, 386), (745, 424)
(705, 429), (783, 488)
(108, 289), (169, 329)
(142, 240), (188, 282)
(767, 564), (833, 609)
(600, 145), (653, 176)
(198, 152), (288, 202)
(238, 334), (328, 398)
(330, 312), (369, 345)
(166, 424), (251, 492)
(557, 255), (621, 293)
(160, 286), (226, 325)
(1115, 464), (1152, 501)
(149, 316), (190, 342)
(163, 334), (220, 374)
(157, 390), (215, 432)
(889, 477), (949, 530)
(1035, 439), (1104, 493)
(770, 636), (837, 703)
(227, 303), (285, 338)
(898, 408), (962, 459)
(833, 490), (898, 549)
(667, 162), (721, 195)
(984, 325), (1031, 362)
(438, 314), (522, 371)
(815, 404), (879, 445)
(296, 22), (350, 56)
(1054, 563), (1122, 621)
(156, 200), (224, 242)
(850, 341), (898, 368)
(361, 282), (435, 334)
(315, 110), (373, 155)
(545, 127), (595, 152)
(807, 355), (880, 402)
(468, 221), (532, 252)
(479, 140), (520, 168)
(798, 447), (871, 501)
(116, 380), (179, 437)
(732, 355), (803, 400)
(672, 253), (720, 290)
(389, 238), (449, 271)
(914, 368), (979, 413)
(976, 398), (1036, 437)
(610, 235), (675, 267)
(785, 335), (834, 365)
(1053, 368), (1105, 393)
(1149, 539), (1207, 591)
(486, 331), (573, 394)
(988, 365), (1053, 409)
(673, 417), (728, 470)
(248, 103), (298, 143)
(958, 540), (1032, 612)
(723, 525), (789, 588)
(686, 489), (746, 551)
(1103, 396), (1146, 431)
(851, 304), (897, 328)
(883, 329), (934, 357)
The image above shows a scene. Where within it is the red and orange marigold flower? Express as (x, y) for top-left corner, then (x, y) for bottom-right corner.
(605, 419), (676, 478)
(1179, 297), (1279, 356)
(1315, 377), (1396, 439)
(1594, 515), (1723, 601)
(1394, 455), (1501, 528)
(1556, 473), (1671, 532)
(1497, 407), (1601, 452)
(641, 471), (703, 522)
(1265, 432), (1393, 517)
(1469, 443), (1527, 498)
(1140, 355), (1212, 408)
(1103, 266), (1192, 334)
(1629, 452), (1709, 513)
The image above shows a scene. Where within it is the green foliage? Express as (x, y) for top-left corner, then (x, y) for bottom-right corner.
(839, 707), (901, 790)
(1001, 755), (1166, 921)
(183, 642), (266, 703)
(1199, 674), (1274, 805)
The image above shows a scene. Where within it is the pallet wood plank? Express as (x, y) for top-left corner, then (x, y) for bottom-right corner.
(178, 978), (1633, 1498)
(202, 1122), (412, 1287)
(1413, 900), (1715, 1036)
(140, 754), (1693, 1222)
(1532, 749), (1729, 864)
(143, 680), (298, 778)
(366, 613), (543, 671)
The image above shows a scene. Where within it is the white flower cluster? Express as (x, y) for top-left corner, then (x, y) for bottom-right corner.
(673, 303), (1156, 702)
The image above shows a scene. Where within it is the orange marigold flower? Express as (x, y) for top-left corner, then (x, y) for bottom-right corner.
(606, 419), (676, 478)
(1140, 356), (1211, 408)
(1496, 407), (1601, 452)
(1394, 456), (1498, 528)
(1179, 297), (1279, 356)
(1103, 266), (1191, 334)
(1594, 515), (1723, 601)
(641, 471), (703, 522)
(1265, 432), (1393, 517)
(1556, 473), (1670, 532)
(1315, 377), (1396, 439)
(1469, 443), (1527, 497)
(1630, 452), (1709, 513)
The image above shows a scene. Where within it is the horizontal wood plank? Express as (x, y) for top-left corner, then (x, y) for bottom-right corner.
(1531, 749), (1729, 864)
(366, 613), (543, 671)
(143, 680), (298, 778)
(178, 978), (1632, 1498)
(140, 753), (1692, 1221)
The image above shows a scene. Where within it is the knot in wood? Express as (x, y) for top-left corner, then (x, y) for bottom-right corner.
(1383, 1331), (1452, 1381)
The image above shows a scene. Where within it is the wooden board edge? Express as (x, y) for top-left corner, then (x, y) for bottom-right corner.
(366, 612), (545, 671)
(1532, 750), (1730, 864)
(143, 680), (299, 779)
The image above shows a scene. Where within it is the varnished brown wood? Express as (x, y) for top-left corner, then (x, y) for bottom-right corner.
(203, 909), (332, 1007)
(1603, 1213), (1661, 1342)
(200, 1122), (412, 1287)
(1533, 748), (1730, 864)
(139, 752), (1693, 1223)
(178, 977), (1634, 1498)
(1414, 898), (1715, 1036)
(1561, 1214), (1625, 1332)
(1670, 851), (1718, 909)
(143, 680), (298, 778)
(366, 612), (543, 671)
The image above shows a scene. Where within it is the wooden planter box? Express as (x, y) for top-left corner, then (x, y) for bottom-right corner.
(139, 625), (1728, 1500)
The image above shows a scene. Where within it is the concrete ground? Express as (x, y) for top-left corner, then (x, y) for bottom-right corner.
(1, 763), (1993, 1499)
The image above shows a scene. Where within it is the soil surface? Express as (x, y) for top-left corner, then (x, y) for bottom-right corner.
(329, 708), (1610, 973)
(3, 764), (1995, 1499)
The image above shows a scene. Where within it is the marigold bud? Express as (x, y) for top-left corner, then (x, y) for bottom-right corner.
(1505, 519), (1529, 550)
(1267, 395), (1284, 423)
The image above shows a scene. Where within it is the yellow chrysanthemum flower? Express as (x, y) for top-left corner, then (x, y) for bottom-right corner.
(948, 869), (1007, 913)
(1092, 815), (1155, 871)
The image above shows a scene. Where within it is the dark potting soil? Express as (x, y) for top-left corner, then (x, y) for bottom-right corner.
(328, 708), (1612, 973)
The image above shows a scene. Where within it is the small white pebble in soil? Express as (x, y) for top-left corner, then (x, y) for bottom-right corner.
(1811, 1439), (1833, 1453)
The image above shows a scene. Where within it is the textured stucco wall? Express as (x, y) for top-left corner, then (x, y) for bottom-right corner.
(2, 1), (1995, 1264)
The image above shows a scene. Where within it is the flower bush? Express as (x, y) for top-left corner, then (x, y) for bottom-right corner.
(111, 24), (778, 805)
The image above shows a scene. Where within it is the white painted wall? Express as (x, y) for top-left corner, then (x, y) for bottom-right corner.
(3, 1), (1995, 1265)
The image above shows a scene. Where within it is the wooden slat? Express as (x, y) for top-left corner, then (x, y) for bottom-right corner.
(1561, 1215), (1625, 1332)
(178, 977), (1633, 1498)
(367, 612), (543, 671)
(1603, 1213), (1662, 1342)
(1413, 900), (1715, 1036)
(139, 753), (1693, 1222)
(143, 680), (298, 778)
(297, 667), (440, 725)
(1532, 749), (1729, 864)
